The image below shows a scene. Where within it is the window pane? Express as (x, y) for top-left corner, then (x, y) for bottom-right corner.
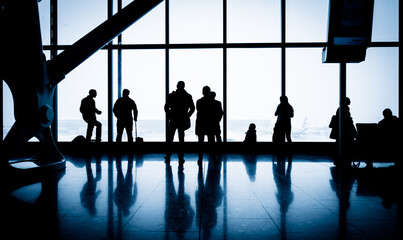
(227, 49), (281, 142)
(58, 51), (108, 142)
(372, 0), (399, 42)
(170, 49), (223, 142)
(286, 0), (329, 42)
(170, 0), (223, 43)
(347, 48), (399, 124)
(121, 0), (165, 44)
(59, 0), (106, 45)
(114, 50), (165, 142)
(3, 82), (14, 140)
(286, 48), (339, 141)
(39, 0), (50, 45)
(228, 0), (281, 43)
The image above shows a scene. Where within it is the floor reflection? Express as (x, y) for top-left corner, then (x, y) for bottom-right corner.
(165, 164), (194, 238)
(3, 153), (402, 240)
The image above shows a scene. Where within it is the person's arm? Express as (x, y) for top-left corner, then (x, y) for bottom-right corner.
(132, 101), (138, 121)
(188, 96), (195, 118)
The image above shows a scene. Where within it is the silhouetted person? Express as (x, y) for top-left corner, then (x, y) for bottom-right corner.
(330, 97), (356, 143)
(113, 89), (138, 142)
(330, 97), (357, 166)
(244, 123), (257, 143)
(210, 92), (223, 143)
(196, 86), (216, 165)
(80, 89), (102, 142)
(273, 96), (294, 143)
(378, 108), (400, 142)
(164, 81), (195, 163)
(378, 108), (401, 164)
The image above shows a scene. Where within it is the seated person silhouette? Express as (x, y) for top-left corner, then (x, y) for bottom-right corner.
(244, 123), (257, 143)
(113, 89), (138, 142)
(80, 89), (102, 142)
(378, 108), (401, 159)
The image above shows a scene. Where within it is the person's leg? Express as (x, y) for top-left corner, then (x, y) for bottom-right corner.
(95, 120), (102, 142)
(165, 124), (176, 162)
(198, 135), (205, 166)
(116, 121), (124, 142)
(285, 123), (292, 143)
(178, 128), (185, 163)
(126, 122), (133, 142)
(86, 123), (94, 142)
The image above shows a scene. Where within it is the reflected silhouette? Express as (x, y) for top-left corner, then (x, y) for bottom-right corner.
(165, 81), (195, 164)
(242, 154), (257, 182)
(114, 155), (137, 216)
(165, 165), (194, 238)
(80, 89), (102, 142)
(113, 89), (138, 143)
(329, 166), (355, 239)
(273, 152), (294, 238)
(196, 160), (223, 240)
(80, 154), (102, 216)
(356, 167), (402, 208)
(4, 169), (65, 239)
(273, 96), (294, 143)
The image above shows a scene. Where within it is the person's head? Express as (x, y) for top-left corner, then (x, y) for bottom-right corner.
(210, 91), (216, 99)
(280, 96), (288, 104)
(177, 81), (185, 90)
(89, 89), (97, 98)
(346, 97), (351, 105)
(248, 123), (256, 131)
(202, 86), (211, 97)
(123, 89), (130, 97)
(383, 108), (393, 118)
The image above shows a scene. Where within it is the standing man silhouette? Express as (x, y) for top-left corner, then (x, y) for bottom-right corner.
(196, 86), (216, 165)
(80, 89), (102, 142)
(210, 91), (223, 143)
(113, 89), (138, 142)
(273, 96), (294, 143)
(164, 81), (195, 164)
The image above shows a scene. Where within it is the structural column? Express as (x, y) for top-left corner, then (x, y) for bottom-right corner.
(107, 0), (113, 142)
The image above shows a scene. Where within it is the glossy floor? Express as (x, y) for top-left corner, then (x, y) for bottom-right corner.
(4, 153), (402, 240)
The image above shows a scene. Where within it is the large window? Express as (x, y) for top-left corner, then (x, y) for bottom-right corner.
(170, 49), (223, 142)
(58, 52), (108, 142)
(116, 50), (165, 142)
(347, 48), (399, 124)
(227, 49), (281, 141)
(1, 0), (400, 142)
(286, 49), (339, 141)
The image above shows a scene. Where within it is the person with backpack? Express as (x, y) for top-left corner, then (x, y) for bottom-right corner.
(80, 89), (102, 142)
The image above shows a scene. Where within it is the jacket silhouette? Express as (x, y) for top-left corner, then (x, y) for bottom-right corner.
(273, 96), (294, 143)
(80, 89), (102, 142)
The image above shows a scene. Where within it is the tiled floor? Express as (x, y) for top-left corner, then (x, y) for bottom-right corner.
(3, 153), (402, 239)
